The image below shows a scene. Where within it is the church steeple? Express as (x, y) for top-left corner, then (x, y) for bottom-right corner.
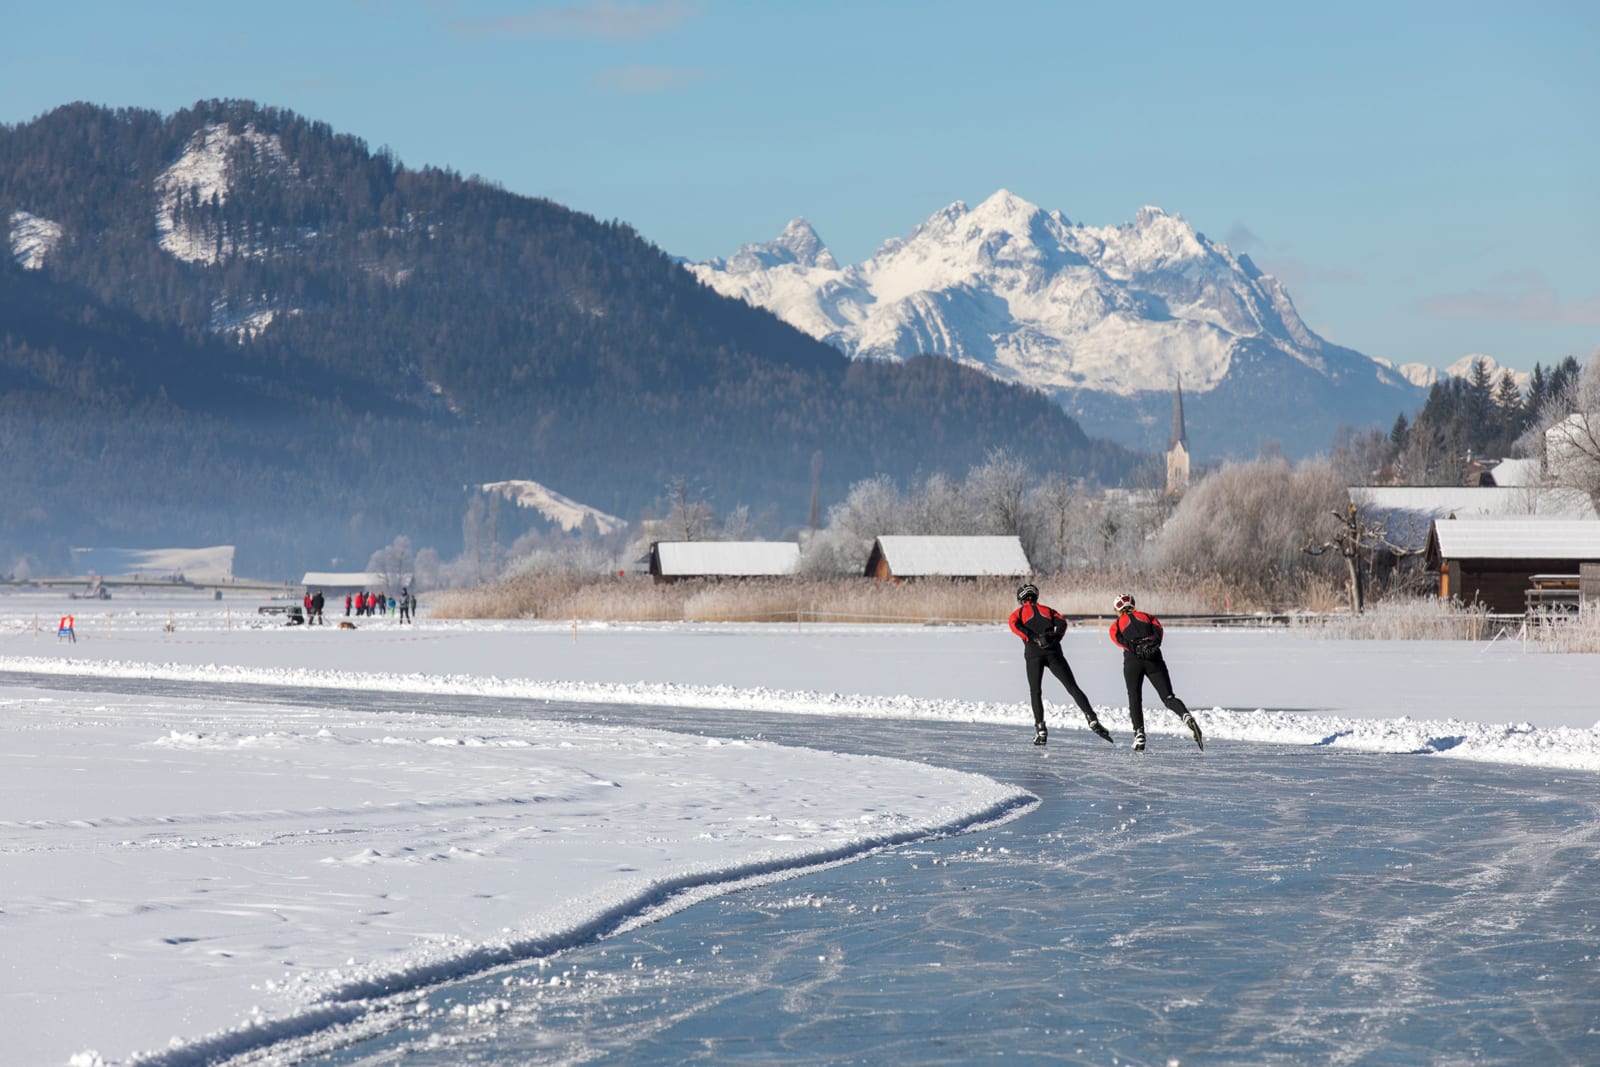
(1165, 382), (1190, 495)
(1168, 381), (1187, 451)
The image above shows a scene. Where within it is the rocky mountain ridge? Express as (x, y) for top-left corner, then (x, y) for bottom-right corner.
(689, 190), (1429, 457)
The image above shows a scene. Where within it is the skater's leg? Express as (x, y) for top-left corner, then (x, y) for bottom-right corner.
(1121, 656), (1146, 748)
(1026, 657), (1047, 730)
(1045, 653), (1114, 742)
(1043, 652), (1093, 718)
(1149, 660), (1203, 749)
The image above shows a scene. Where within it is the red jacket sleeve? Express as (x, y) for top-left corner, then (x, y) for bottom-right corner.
(1008, 607), (1028, 643)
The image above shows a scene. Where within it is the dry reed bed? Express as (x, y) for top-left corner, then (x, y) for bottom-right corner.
(430, 572), (1245, 624)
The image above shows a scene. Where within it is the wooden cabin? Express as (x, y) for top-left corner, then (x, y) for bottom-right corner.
(863, 535), (1030, 581)
(1424, 519), (1600, 614)
(648, 541), (800, 584)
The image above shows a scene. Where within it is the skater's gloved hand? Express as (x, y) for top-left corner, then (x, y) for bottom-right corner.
(1032, 635), (1052, 649)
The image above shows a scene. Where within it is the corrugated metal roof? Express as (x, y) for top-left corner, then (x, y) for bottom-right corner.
(654, 541), (800, 576)
(873, 535), (1030, 576)
(1430, 519), (1600, 560)
(1352, 486), (1596, 520)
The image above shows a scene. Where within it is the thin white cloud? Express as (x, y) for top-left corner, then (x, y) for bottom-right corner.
(594, 63), (703, 93)
(452, 0), (703, 41)
(1257, 256), (1366, 287)
(1224, 223), (1261, 251)
(1418, 284), (1600, 327)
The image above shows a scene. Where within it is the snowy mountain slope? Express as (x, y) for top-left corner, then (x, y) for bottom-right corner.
(481, 480), (627, 535)
(8, 209), (62, 269)
(155, 122), (295, 266)
(689, 191), (1427, 456)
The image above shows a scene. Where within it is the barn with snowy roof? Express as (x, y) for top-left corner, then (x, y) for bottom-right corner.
(648, 541), (800, 584)
(1351, 486), (1597, 551)
(1424, 518), (1600, 614)
(863, 535), (1031, 581)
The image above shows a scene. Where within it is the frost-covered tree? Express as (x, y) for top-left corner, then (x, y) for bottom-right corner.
(366, 535), (414, 593)
(1152, 458), (1348, 602)
(662, 476), (716, 542)
(1524, 351), (1600, 502)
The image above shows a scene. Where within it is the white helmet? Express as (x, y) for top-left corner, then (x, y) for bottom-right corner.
(1114, 593), (1136, 613)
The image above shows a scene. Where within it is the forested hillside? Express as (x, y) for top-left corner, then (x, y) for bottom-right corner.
(1, 101), (1137, 578)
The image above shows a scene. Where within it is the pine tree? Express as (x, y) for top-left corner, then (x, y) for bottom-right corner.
(1492, 370), (1524, 454)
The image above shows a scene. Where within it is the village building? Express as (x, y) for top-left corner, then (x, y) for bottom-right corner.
(301, 571), (389, 597)
(1424, 518), (1600, 614)
(1479, 457), (1542, 487)
(1351, 485), (1597, 551)
(648, 541), (800, 584)
(863, 535), (1031, 581)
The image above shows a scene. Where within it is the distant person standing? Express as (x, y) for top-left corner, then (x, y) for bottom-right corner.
(1108, 593), (1203, 754)
(398, 588), (412, 624)
(311, 590), (326, 625)
(345, 593), (352, 617)
(1008, 584), (1115, 747)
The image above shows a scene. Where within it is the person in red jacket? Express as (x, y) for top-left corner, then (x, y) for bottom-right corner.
(1009, 584), (1115, 747)
(1108, 593), (1203, 753)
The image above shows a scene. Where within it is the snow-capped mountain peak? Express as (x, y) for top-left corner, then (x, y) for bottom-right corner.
(688, 190), (1281, 396)
(1384, 353), (1532, 393)
(708, 216), (837, 274)
(686, 189), (1423, 456)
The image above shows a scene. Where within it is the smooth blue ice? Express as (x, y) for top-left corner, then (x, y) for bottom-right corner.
(289, 698), (1600, 1067)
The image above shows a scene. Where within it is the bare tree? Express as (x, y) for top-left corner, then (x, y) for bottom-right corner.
(966, 448), (1029, 536)
(366, 535), (414, 593)
(1032, 473), (1078, 575)
(663, 477), (716, 541)
(1535, 352), (1600, 502)
(1301, 504), (1417, 615)
(1153, 458), (1349, 604)
(908, 472), (974, 535)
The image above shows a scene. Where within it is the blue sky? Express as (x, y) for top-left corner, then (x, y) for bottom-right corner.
(4, 1), (1596, 372)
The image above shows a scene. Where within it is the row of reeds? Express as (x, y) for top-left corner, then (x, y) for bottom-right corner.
(1289, 597), (1510, 641)
(428, 571), (1255, 624)
(430, 572), (1600, 651)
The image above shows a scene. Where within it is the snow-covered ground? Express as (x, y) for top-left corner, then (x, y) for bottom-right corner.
(2, 590), (1597, 1064)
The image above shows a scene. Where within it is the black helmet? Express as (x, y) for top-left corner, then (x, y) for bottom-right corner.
(1016, 583), (1039, 604)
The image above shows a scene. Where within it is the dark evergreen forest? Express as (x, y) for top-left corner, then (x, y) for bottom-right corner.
(1, 101), (1138, 578)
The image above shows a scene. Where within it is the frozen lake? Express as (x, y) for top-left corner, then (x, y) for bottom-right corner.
(4, 594), (1598, 1063)
(29, 674), (1599, 1066)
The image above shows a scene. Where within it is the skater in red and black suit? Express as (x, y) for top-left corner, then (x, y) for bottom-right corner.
(1009, 584), (1115, 747)
(1108, 593), (1204, 753)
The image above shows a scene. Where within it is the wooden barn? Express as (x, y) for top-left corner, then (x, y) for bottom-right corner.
(1424, 519), (1600, 613)
(863, 535), (1031, 581)
(648, 541), (800, 584)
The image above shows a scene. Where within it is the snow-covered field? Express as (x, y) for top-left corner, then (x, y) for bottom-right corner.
(2, 590), (1597, 1065)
